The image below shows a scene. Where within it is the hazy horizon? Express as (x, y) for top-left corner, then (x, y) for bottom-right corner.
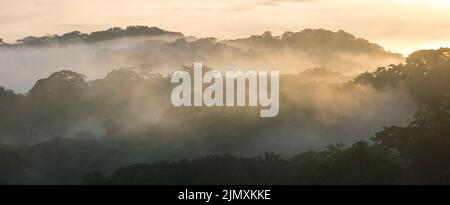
(1, 0), (450, 55)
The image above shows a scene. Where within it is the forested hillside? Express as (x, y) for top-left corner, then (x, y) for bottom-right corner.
(0, 48), (448, 184)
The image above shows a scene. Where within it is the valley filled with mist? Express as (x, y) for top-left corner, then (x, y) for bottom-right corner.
(0, 26), (449, 184)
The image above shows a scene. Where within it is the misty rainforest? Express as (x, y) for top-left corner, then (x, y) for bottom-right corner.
(0, 25), (449, 184)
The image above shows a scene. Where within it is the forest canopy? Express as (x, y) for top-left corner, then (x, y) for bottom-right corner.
(0, 45), (449, 184)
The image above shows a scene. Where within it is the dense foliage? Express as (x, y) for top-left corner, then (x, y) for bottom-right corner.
(1, 26), (183, 46)
(0, 44), (449, 184)
(85, 48), (450, 185)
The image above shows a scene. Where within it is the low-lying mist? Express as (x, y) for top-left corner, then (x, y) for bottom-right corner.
(0, 66), (417, 157)
(0, 27), (418, 184)
(0, 27), (402, 93)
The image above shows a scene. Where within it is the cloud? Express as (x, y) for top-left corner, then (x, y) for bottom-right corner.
(191, 0), (316, 12)
(260, 0), (314, 6)
(216, 0), (314, 12)
(53, 24), (98, 29)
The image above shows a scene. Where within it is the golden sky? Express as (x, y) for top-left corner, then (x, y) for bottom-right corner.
(1, 0), (450, 55)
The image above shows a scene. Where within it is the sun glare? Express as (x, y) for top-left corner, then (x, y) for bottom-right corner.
(410, 0), (450, 7)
